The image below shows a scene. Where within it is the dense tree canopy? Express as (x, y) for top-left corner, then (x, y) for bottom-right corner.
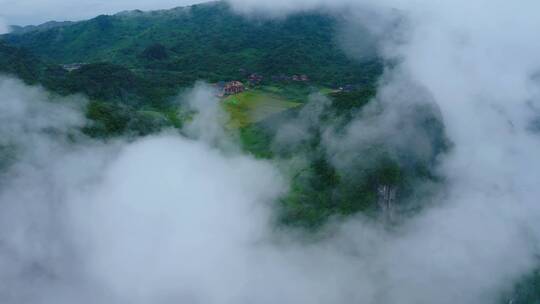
(2, 1), (381, 87)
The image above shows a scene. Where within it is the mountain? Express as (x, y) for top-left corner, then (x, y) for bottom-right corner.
(9, 21), (75, 35)
(1, 1), (381, 87)
(0, 41), (160, 105)
(0, 1), (448, 228)
(0, 41), (180, 137)
(0, 40), (50, 84)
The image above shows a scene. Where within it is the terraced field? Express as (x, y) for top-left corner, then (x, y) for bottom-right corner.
(223, 90), (301, 128)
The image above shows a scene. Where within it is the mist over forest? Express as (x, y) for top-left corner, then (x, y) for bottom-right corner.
(0, 1), (540, 303)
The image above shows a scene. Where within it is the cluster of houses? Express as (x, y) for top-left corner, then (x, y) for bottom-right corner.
(215, 81), (245, 97)
(248, 73), (263, 85)
(241, 68), (311, 84)
(271, 74), (310, 82)
(215, 72), (313, 97)
(224, 81), (245, 95)
(337, 84), (356, 93)
(61, 63), (85, 72)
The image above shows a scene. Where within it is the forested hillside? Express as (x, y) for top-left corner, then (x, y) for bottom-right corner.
(2, 1), (381, 87)
(0, 1), (445, 228)
(0, 41), (51, 84)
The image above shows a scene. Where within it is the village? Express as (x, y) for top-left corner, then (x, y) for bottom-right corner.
(60, 63), (358, 98)
(214, 73), (311, 97)
(215, 72), (357, 97)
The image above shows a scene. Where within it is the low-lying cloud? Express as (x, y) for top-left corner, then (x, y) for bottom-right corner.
(0, 69), (538, 304)
(0, 76), (287, 303)
(0, 17), (9, 34)
(228, 0), (540, 302)
(2, 0), (540, 303)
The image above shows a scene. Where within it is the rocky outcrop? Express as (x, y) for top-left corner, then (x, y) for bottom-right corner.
(377, 184), (397, 223)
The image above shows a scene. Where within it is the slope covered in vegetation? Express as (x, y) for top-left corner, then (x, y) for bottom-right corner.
(0, 1), (449, 230)
(2, 1), (381, 87)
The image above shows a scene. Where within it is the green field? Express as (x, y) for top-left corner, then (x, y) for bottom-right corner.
(223, 90), (301, 128)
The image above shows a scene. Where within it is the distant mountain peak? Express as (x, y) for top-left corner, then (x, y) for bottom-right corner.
(9, 21), (74, 35)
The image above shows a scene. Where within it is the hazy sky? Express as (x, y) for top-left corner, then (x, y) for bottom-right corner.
(0, 0), (204, 25)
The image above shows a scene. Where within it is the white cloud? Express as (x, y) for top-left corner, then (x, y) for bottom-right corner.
(1, 0), (540, 302)
(0, 70), (537, 303)
(0, 16), (9, 33)
(0, 76), (286, 303)
(181, 82), (239, 151)
(229, 0), (540, 301)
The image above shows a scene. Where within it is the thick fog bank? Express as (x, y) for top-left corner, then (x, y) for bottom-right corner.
(0, 17), (9, 34)
(228, 0), (540, 302)
(2, 0), (540, 302)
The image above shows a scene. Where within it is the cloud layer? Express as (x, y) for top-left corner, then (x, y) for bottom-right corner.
(228, 0), (540, 301)
(0, 68), (538, 304)
(1, 0), (540, 303)
(0, 17), (9, 33)
(0, 77), (288, 303)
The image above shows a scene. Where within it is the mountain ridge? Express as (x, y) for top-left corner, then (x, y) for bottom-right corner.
(1, 1), (382, 87)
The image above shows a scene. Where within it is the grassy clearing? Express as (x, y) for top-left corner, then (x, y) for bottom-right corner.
(223, 90), (301, 128)
(319, 87), (336, 95)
